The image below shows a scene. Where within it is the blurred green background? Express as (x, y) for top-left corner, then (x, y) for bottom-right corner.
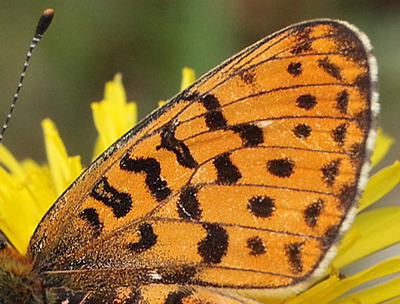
(0, 1), (399, 201)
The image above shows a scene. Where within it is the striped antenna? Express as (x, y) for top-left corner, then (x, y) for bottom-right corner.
(0, 8), (54, 144)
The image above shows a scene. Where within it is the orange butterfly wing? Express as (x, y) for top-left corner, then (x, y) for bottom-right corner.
(48, 285), (262, 304)
(28, 20), (377, 301)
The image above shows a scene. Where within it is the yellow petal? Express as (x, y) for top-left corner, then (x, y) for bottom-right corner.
(333, 207), (400, 269)
(282, 270), (341, 304)
(91, 73), (137, 158)
(287, 257), (400, 304)
(42, 118), (82, 195)
(180, 67), (196, 90)
(331, 275), (400, 304)
(0, 145), (55, 253)
(359, 160), (400, 212)
(329, 257), (400, 304)
(370, 128), (394, 169)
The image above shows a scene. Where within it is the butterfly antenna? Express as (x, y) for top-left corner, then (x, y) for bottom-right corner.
(0, 8), (54, 144)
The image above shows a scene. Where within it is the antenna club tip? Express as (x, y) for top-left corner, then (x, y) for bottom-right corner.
(35, 8), (54, 37)
(43, 8), (54, 17)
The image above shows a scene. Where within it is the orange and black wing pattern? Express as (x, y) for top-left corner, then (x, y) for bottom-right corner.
(28, 20), (377, 303)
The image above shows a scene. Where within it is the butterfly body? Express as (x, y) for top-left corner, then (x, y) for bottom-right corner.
(0, 19), (378, 303)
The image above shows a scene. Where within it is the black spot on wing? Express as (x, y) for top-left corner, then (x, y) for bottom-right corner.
(200, 93), (219, 110)
(335, 90), (349, 114)
(267, 158), (294, 178)
(303, 199), (325, 228)
(156, 121), (198, 169)
(197, 223), (228, 264)
(247, 196), (275, 218)
(199, 94), (227, 130)
(332, 123), (348, 146)
(318, 57), (342, 81)
(230, 123), (264, 147)
(239, 69), (256, 84)
(177, 185), (202, 220)
(91, 177), (132, 218)
(120, 155), (171, 202)
(287, 62), (302, 76)
(206, 111), (227, 130)
(296, 94), (317, 110)
(213, 152), (242, 184)
(285, 242), (304, 274)
(79, 208), (102, 237)
(321, 159), (341, 187)
(293, 124), (311, 139)
(247, 236), (266, 255)
(127, 223), (158, 254)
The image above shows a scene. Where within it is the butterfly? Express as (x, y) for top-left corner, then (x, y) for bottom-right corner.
(0, 14), (378, 304)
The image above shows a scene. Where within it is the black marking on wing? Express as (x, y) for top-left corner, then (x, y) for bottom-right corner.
(157, 121), (198, 169)
(213, 152), (242, 184)
(285, 242), (304, 274)
(198, 94), (228, 130)
(267, 158), (294, 178)
(335, 90), (349, 114)
(321, 159), (341, 187)
(230, 123), (264, 147)
(90, 177), (132, 218)
(296, 94), (317, 110)
(318, 57), (342, 80)
(247, 196), (275, 218)
(303, 199), (325, 228)
(287, 62), (302, 76)
(247, 236), (266, 255)
(127, 223), (158, 253)
(197, 223), (228, 264)
(120, 155), (171, 202)
(332, 123), (348, 146)
(79, 208), (103, 237)
(177, 185), (202, 220)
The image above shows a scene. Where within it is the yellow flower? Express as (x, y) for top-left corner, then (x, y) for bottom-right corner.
(0, 69), (399, 303)
(91, 73), (137, 158)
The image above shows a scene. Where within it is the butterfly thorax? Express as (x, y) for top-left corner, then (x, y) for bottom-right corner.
(0, 247), (48, 304)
